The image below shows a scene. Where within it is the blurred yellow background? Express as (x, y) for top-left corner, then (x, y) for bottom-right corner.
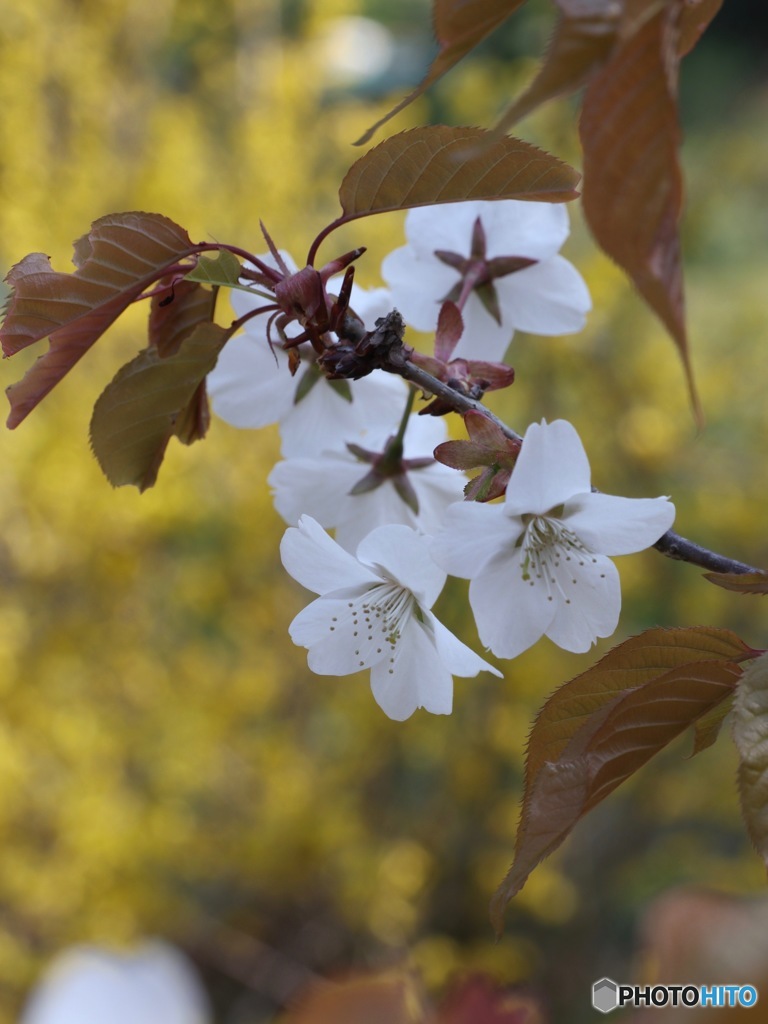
(1, 1), (767, 1020)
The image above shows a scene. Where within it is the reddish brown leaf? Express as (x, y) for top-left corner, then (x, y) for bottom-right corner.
(579, 3), (700, 416)
(434, 440), (493, 471)
(147, 279), (219, 445)
(339, 127), (580, 224)
(463, 468), (512, 501)
(2, 212), (197, 428)
(435, 410), (519, 470)
(678, 0), (723, 56)
(493, 655), (745, 929)
(438, 975), (544, 1024)
(689, 694), (734, 756)
(435, 409), (520, 499)
(435, 440), (497, 471)
(355, 0), (528, 146)
(463, 361), (516, 391)
(434, 301), (464, 362)
(585, 661), (741, 805)
(149, 278), (216, 358)
(732, 653), (768, 868)
(279, 971), (424, 1024)
(172, 379), (211, 446)
(704, 570), (768, 595)
(465, 408), (513, 448)
(496, 1), (620, 131)
(526, 626), (752, 780)
(89, 322), (230, 491)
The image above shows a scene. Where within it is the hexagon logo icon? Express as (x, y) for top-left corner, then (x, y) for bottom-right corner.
(592, 978), (619, 1013)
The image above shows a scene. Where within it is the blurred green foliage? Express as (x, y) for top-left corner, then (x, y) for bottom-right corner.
(0, 2), (767, 1021)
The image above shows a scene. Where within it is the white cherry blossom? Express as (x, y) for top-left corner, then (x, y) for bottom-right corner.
(431, 419), (675, 660)
(20, 941), (210, 1024)
(381, 200), (591, 362)
(269, 412), (464, 552)
(207, 251), (405, 456)
(280, 516), (500, 720)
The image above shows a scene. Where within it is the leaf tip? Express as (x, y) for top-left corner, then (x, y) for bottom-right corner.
(353, 125), (377, 147)
(489, 890), (508, 940)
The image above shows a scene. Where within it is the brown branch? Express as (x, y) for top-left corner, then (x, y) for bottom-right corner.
(399, 357), (523, 442)
(331, 309), (761, 578)
(652, 531), (758, 575)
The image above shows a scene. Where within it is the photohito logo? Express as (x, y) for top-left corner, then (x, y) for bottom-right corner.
(591, 978), (759, 1013)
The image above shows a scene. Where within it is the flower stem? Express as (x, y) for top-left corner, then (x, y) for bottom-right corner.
(393, 386), (417, 448)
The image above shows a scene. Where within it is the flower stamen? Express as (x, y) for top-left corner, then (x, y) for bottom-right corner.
(519, 515), (595, 605)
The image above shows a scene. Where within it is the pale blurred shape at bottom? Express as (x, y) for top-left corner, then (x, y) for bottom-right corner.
(20, 940), (211, 1024)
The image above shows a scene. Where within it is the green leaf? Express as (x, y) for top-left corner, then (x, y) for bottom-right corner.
(490, 626), (753, 932)
(89, 322), (230, 491)
(339, 127), (580, 224)
(704, 570), (768, 595)
(732, 653), (768, 868)
(328, 377), (353, 403)
(1, 212), (197, 428)
(184, 250), (242, 288)
(293, 363), (322, 405)
(354, 0), (528, 146)
(579, 3), (700, 419)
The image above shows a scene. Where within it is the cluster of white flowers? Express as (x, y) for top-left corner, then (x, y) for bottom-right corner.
(207, 201), (675, 721)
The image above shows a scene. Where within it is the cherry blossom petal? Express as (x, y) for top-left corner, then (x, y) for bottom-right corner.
(504, 419), (592, 516)
(481, 200), (569, 260)
(270, 455), (361, 528)
(292, 591), (398, 676)
(283, 521), (498, 719)
(544, 555), (621, 652)
(402, 412), (450, 454)
(272, 411), (463, 551)
(357, 524), (446, 607)
(369, 618), (454, 720)
(272, 455), (458, 554)
(563, 492), (675, 556)
(383, 200), (583, 347)
(495, 255), (591, 336)
(433, 418), (675, 660)
(288, 592), (362, 650)
(229, 285), (264, 320)
(280, 515), (377, 595)
(468, 550), (555, 659)
(402, 202), (484, 254)
(277, 369), (404, 458)
(208, 334), (292, 428)
(211, 253), (405, 452)
(451, 302), (514, 362)
(431, 501), (518, 579)
(335, 485), (423, 553)
(380, 246), (456, 332)
(409, 466), (469, 531)
(428, 612), (502, 678)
